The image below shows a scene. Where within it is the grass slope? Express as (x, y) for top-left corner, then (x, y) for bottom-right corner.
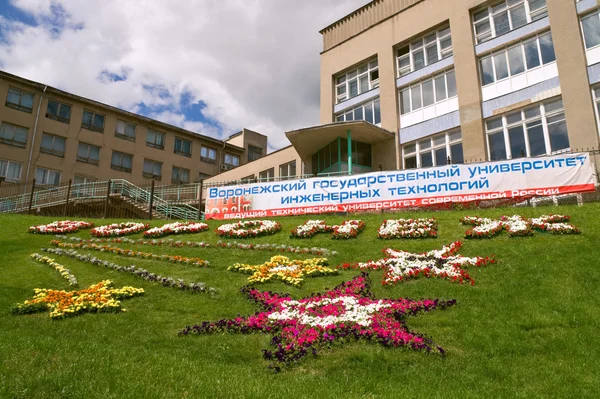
(1, 206), (599, 399)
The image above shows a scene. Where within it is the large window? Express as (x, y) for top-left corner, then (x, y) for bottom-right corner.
(248, 145), (263, 162)
(224, 153), (240, 168)
(403, 130), (463, 169)
(0, 122), (28, 148)
(0, 159), (22, 182)
(335, 59), (379, 103)
(335, 98), (381, 125)
(40, 133), (66, 157)
(486, 97), (568, 161)
(259, 168), (274, 182)
(81, 110), (105, 133)
(46, 99), (71, 123)
(400, 69), (457, 115)
(581, 10), (600, 50)
(311, 138), (372, 174)
(201, 146), (217, 164)
(143, 159), (162, 180)
(6, 87), (34, 113)
(279, 161), (297, 180)
(473, 0), (548, 44)
(111, 151), (133, 173)
(479, 31), (555, 86)
(396, 26), (452, 77)
(77, 142), (100, 165)
(174, 137), (192, 157)
(35, 167), (61, 185)
(115, 120), (136, 141)
(146, 129), (165, 149)
(172, 166), (190, 184)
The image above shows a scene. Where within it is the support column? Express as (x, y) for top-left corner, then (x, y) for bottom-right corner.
(547, 0), (600, 150)
(347, 130), (352, 175)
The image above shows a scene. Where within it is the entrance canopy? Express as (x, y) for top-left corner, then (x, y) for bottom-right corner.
(285, 121), (395, 160)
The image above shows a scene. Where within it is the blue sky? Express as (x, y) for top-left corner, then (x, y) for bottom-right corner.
(0, 0), (367, 150)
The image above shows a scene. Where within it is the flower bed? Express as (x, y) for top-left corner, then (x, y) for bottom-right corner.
(31, 253), (78, 286)
(41, 247), (215, 294)
(290, 220), (332, 238)
(50, 240), (209, 267)
(216, 220), (281, 238)
(29, 220), (94, 234)
(11, 280), (144, 319)
(331, 220), (365, 239)
(340, 241), (495, 285)
(179, 273), (456, 370)
(378, 219), (437, 239)
(90, 222), (149, 237)
(462, 215), (580, 238)
(143, 222), (209, 238)
(229, 255), (337, 286)
(54, 236), (338, 256)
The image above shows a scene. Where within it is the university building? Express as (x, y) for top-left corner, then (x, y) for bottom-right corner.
(209, 0), (600, 184)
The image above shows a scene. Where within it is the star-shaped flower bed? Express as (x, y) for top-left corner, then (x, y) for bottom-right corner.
(179, 273), (456, 370)
(228, 255), (337, 286)
(340, 242), (495, 285)
(11, 280), (144, 319)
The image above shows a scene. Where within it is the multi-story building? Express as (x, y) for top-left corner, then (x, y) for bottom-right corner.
(208, 0), (600, 186)
(0, 70), (267, 186)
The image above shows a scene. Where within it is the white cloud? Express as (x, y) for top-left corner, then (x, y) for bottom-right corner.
(0, 0), (367, 150)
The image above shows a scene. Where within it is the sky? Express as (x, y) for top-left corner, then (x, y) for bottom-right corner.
(0, 0), (367, 151)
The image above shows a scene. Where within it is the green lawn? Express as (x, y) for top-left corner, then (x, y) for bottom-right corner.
(1, 205), (599, 398)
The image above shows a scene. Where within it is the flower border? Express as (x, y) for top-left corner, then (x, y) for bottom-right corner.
(377, 219), (438, 239)
(29, 220), (94, 234)
(143, 222), (209, 238)
(216, 220), (281, 238)
(91, 222), (149, 237)
(31, 253), (78, 286)
(462, 215), (580, 238)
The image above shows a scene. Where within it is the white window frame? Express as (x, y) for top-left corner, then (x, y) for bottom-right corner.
(472, 0), (548, 44)
(335, 59), (379, 104)
(35, 167), (61, 186)
(399, 69), (457, 115)
(259, 167), (275, 182)
(335, 97), (381, 126)
(279, 161), (297, 181)
(40, 133), (66, 157)
(402, 130), (463, 169)
(201, 146), (217, 163)
(224, 153), (240, 167)
(396, 25), (453, 77)
(0, 159), (22, 182)
(485, 97), (568, 160)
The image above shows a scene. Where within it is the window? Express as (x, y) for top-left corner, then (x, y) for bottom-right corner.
(335, 59), (379, 103)
(241, 175), (255, 183)
(581, 10), (600, 50)
(473, 0), (548, 44)
(146, 129), (165, 149)
(403, 130), (463, 169)
(111, 151), (133, 173)
(115, 120), (136, 141)
(81, 110), (105, 133)
(174, 137), (191, 157)
(279, 161), (297, 180)
(259, 168), (275, 182)
(201, 146), (217, 163)
(143, 159), (162, 180)
(0, 159), (22, 182)
(76, 142), (100, 165)
(335, 98), (381, 125)
(172, 166), (190, 184)
(224, 153), (240, 167)
(0, 122), (28, 147)
(248, 145), (263, 162)
(35, 167), (61, 185)
(396, 26), (452, 76)
(485, 97), (568, 160)
(6, 87), (34, 113)
(479, 31), (555, 86)
(73, 175), (97, 185)
(399, 69), (456, 114)
(40, 133), (66, 157)
(46, 99), (71, 123)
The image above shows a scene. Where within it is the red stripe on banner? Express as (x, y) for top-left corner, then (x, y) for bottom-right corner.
(204, 184), (596, 220)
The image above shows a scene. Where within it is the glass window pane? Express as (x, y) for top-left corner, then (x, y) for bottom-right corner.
(354, 106), (363, 121)
(359, 75), (369, 93)
(123, 155), (132, 169)
(404, 143), (416, 154)
(90, 146), (99, 160)
(526, 123), (546, 156)
(582, 14), (600, 49)
(446, 70), (457, 97)
(435, 147), (447, 166)
(422, 80), (434, 107)
(41, 134), (53, 149)
(405, 156), (417, 169)
(93, 114), (104, 129)
(548, 119), (569, 152)
(433, 135), (446, 147)
(77, 143), (88, 158)
(524, 39), (541, 69)
(448, 130), (462, 142)
(419, 139), (431, 150)
(14, 127), (27, 143)
(20, 92), (33, 109)
(508, 126), (526, 158)
(493, 11), (511, 36)
(7, 89), (20, 105)
(82, 111), (93, 126)
(435, 75), (447, 101)
(365, 103), (374, 124)
(524, 106), (541, 119)
(421, 152), (433, 167)
(413, 49), (425, 70)
(112, 152), (120, 165)
(54, 137), (65, 152)
(349, 79), (358, 97)
(400, 89), (411, 114)
(426, 44), (439, 64)
(486, 117), (503, 131)
(494, 52), (509, 80)
(510, 4), (527, 29)
(545, 99), (563, 113)
(507, 45), (525, 75)
(47, 100), (58, 116)
(489, 132), (507, 160)
(475, 20), (492, 40)
(481, 57), (495, 85)
(374, 99), (381, 125)
(506, 111), (522, 125)
(143, 160), (152, 174)
(539, 33), (556, 64)
(58, 104), (71, 120)
(450, 143), (464, 164)
(411, 85), (422, 110)
(345, 111), (353, 121)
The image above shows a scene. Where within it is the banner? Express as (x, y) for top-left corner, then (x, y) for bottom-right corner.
(205, 153), (596, 220)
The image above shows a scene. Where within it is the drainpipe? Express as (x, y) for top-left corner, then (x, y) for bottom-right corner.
(25, 85), (47, 187)
(219, 141), (226, 172)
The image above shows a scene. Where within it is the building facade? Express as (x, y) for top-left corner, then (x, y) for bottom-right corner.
(0, 71), (267, 186)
